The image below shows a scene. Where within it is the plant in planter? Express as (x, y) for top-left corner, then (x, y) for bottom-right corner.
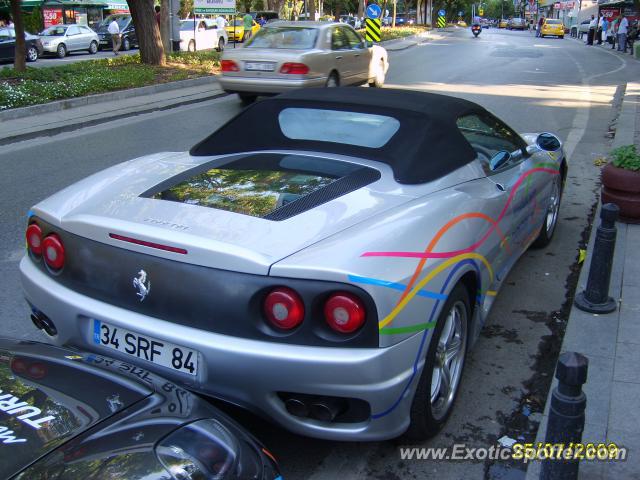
(601, 144), (640, 223)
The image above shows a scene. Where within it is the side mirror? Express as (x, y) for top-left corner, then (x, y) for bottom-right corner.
(536, 132), (562, 151)
(490, 151), (511, 171)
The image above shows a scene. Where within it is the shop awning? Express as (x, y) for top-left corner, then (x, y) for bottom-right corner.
(104, 0), (128, 9)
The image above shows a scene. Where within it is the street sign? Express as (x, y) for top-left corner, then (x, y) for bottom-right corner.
(438, 9), (446, 16)
(437, 9), (446, 28)
(479, 8), (484, 15)
(365, 18), (382, 42)
(366, 4), (382, 20)
(458, 10), (463, 16)
(194, 0), (234, 14)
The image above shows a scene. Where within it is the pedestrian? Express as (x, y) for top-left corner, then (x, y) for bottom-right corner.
(602, 16), (609, 44)
(215, 14), (226, 30)
(537, 16), (544, 37)
(155, 5), (161, 28)
(587, 14), (596, 45)
(242, 9), (253, 42)
(610, 16), (618, 49)
(626, 21), (638, 53)
(108, 17), (121, 56)
(617, 14), (629, 51)
(597, 14), (604, 44)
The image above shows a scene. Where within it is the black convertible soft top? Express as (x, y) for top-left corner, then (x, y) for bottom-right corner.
(190, 88), (490, 184)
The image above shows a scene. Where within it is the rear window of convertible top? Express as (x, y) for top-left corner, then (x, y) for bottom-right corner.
(278, 108), (401, 148)
(147, 153), (373, 219)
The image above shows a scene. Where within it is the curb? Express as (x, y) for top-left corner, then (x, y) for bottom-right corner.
(0, 75), (220, 122)
(612, 82), (639, 148)
(0, 88), (227, 146)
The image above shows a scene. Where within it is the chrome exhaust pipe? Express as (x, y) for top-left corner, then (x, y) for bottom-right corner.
(31, 311), (57, 337)
(284, 397), (309, 418)
(309, 397), (347, 422)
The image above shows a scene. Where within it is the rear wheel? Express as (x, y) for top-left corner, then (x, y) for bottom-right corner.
(217, 37), (225, 52)
(532, 173), (562, 248)
(238, 93), (257, 106)
(56, 43), (67, 58)
(404, 283), (470, 440)
(26, 46), (38, 62)
(122, 37), (131, 51)
(188, 39), (195, 52)
(559, 35), (564, 39)
(88, 41), (98, 54)
(326, 71), (339, 87)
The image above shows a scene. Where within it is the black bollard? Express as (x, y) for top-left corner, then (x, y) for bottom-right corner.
(540, 352), (589, 480)
(574, 203), (619, 313)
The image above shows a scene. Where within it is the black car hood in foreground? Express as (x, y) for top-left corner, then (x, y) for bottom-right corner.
(0, 340), (151, 478)
(0, 339), (280, 480)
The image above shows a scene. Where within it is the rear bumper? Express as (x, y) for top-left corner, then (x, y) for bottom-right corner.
(218, 74), (328, 94)
(20, 256), (423, 441)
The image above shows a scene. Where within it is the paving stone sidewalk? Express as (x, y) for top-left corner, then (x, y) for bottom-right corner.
(526, 83), (640, 479)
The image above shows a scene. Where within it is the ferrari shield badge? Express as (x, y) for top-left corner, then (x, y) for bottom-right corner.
(133, 270), (151, 302)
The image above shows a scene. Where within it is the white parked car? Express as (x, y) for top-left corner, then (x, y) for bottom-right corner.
(179, 19), (228, 52)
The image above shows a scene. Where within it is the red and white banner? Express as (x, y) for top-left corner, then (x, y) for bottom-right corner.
(43, 8), (63, 28)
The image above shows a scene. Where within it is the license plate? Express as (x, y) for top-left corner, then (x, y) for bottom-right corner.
(245, 62), (275, 72)
(92, 320), (198, 376)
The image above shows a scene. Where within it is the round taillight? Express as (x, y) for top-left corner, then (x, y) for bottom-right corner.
(263, 287), (305, 330)
(42, 234), (65, 270)
(11, 358), (27, 374)
(28, 362), (47, 379)
(26, 223), (43, 255)
(324, 292), (366, 334)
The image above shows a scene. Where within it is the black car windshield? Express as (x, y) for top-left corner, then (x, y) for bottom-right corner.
(147, 153), (370, 219)
(40, 26), (67, 36)
(246, 26), (318, 49)
(99, 15), (130, 29)
(545, 19), (562, 24)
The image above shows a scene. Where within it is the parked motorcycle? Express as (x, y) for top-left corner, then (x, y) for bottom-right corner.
(471, 23), (481, 37)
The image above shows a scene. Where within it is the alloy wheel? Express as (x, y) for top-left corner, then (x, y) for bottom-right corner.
(27, 47), (38, 62)
(430, 300), (468, 421)
(545, 176), (561, 235)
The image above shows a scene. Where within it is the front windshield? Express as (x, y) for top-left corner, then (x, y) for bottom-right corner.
(100, 15), (130, 29)
(246, 27), (318, 49)
(40, 26), (67, 36)
(232, 19), (244, 26)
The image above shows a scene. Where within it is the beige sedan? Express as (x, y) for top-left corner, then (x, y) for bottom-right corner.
(219, 21), (389, 105)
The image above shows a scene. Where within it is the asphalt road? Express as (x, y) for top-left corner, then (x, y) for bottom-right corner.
(1, 26), (638, 479)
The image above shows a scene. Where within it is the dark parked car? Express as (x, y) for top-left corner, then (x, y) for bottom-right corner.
(94, 14), (138, 51)
(0, 338), (281, 480)
(0, 27), (42, 63)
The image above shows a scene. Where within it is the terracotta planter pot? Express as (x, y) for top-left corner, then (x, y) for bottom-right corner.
(601, 163), (640, 223)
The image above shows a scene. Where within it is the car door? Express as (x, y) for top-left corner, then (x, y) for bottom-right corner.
(341, 26), (370, 83)
(65, 25), (81, 51)
(455, 113), (536, 281)
(329, 26), (352, 80)
(0, 28), (15, 60)
(79, 26), (94, 48)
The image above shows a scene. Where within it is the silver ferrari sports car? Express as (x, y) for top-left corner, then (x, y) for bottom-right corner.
(21, 88), (566, 441)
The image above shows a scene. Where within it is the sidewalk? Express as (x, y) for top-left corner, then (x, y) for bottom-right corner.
(526, 83), (640, 478)
(0, 31), (442, 145)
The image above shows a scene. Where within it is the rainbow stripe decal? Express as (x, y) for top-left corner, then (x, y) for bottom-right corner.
(352, 163), (560, 418)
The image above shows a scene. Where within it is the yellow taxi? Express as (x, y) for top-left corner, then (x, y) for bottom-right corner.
(226, 17), (261, 42)
(457, 20), (468, 27)
(540, 18), (565, 38)
(499, 19), (508, 28)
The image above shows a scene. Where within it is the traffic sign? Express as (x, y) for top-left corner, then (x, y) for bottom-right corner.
(437, 9), (446, 28)
(438, 9), (445, 16)
(365, 17), (382, 42)
(479, 8), (484, 15)
(366, 4), (382, 20)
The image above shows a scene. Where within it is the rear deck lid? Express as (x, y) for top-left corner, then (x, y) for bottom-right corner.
(0, 340), (151, 478)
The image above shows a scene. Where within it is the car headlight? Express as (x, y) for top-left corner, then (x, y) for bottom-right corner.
(155, 419), (271, 480)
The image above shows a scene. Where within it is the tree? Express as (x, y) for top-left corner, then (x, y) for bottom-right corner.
(127, 0), (165, 65)
(9, 0), (26, 72)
